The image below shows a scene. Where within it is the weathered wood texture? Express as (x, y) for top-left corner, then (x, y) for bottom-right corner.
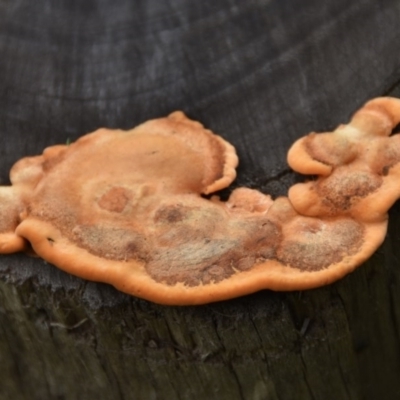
(1, 0), (400, 399)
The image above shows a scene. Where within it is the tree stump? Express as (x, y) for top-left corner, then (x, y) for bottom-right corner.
(1, 0), (400, 399)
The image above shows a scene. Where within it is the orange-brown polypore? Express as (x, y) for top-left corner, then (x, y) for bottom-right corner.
(288, 97), (400, 221)
(1, 98), (400, 305)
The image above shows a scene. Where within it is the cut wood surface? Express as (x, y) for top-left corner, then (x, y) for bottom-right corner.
(1, 0), (400, 399)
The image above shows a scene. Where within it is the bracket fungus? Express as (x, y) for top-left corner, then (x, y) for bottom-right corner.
(1, 98), (400, 305)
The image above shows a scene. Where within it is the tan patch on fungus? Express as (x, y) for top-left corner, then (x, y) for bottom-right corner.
(277, 218), (364, 271)
(302, 132), (358, 170)
(154, 204), (189, 224)
(318, 169), (382, 212)
(146, 213), (281, 286)
(0, 187), (27, 253)
(71, 224), (149, 261)
(0, 189), (20, 232)
(97, 186), (132, 213)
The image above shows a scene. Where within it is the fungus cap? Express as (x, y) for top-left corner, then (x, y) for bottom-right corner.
(1, 100), (400, 304)
(288, 97), (400, 222)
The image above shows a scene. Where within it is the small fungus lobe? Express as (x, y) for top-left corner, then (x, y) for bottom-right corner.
(1, 98), (400, 304)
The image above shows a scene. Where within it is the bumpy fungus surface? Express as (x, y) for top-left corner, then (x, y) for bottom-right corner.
(1, 98), (400, 305)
